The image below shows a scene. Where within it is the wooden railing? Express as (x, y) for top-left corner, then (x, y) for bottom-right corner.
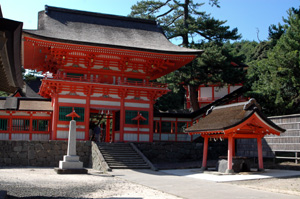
(45, 73), (168, 89)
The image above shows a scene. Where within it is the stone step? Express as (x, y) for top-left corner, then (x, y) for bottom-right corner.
(105, 160), (146, 164)
(97, 143), (151, 169)
(110, 165), (150, 169)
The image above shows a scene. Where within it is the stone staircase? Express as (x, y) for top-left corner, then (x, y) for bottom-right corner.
(97, 143), (151, 169)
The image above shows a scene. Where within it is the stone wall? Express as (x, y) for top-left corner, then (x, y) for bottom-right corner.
(135, 141), (227, 163)
(236, 114), (300, 158)
(90, 141), (111, 172)
(0, 140), (91, 167)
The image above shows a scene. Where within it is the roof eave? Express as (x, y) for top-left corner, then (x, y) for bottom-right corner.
(23, 31), (203, 56)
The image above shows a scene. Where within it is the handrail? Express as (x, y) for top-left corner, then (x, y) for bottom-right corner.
(44, 74), (168, 89)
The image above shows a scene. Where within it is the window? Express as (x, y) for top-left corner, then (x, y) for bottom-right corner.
(127, 78), (143, 82)
(153, 121), (160, 133)
(177, 122), (187, 133)
(59, 107), (85, 122)
(66, 73), (84, 77)
(125, 110), (148, 125)
(161, 121), (172, 133)
(0, 119), (8, 131)
(33, 119), (49, 131)
(12, 119), (30, 131)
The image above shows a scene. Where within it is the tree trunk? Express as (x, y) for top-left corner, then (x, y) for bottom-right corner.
(182, 0), (189, 47)
(188, 84), (200, 111)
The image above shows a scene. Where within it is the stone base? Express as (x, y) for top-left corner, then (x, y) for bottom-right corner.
(54, 168), (88, 174)
(59, 155), (83, 169)
(217, 157), (251, 173)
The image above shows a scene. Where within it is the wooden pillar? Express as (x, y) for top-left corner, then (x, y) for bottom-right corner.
(201, 135), (209, 170)
(120, 91), (126, 142)
(52, 94), (59, 140)
(257, 136), (264, 171)
(149, 101), (154, 142)
(29, 112), (33, 141)
(84, 92), (91, 141)
(226, 134), (234, 174)
(112, 111), (115, 142)
(9, 112), (12, 140)
(232, 138), (236, 157)
(105, 114), (110, 142)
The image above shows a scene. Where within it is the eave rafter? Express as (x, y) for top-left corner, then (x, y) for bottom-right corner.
(23, 36), (197, 79)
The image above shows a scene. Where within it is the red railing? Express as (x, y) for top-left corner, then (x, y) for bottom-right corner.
(45, 73), (168, 89)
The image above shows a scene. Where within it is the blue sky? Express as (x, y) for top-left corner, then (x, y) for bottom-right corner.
(1, 0), (299, 42)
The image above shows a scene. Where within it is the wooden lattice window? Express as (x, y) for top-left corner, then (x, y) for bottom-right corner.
(12, 119), (30, 131)
(59, 107), (85, 122)
(0, 119), (8, 131)
(66, 73), (84, 77)
(32, 119), (49, 131)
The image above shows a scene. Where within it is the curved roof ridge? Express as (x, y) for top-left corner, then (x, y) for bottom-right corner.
(45, 5), (157, 25)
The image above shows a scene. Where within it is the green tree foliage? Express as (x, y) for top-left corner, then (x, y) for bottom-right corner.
(130, 0), (242, 111)
(246, 7), (300, 116)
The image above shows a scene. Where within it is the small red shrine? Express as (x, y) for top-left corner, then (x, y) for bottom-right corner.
(185, 99), (285, 173)
(19, 5), (202, 142)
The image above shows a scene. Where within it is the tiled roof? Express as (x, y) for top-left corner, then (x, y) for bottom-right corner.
(185, 99), (285, 133)
(24, 5), (203, 55)
(0, 97), (52, 111)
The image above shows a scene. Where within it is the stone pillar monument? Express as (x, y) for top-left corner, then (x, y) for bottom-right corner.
(55, 108), (87, 174)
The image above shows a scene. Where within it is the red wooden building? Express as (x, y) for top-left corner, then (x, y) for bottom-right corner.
(6, 5), (202, 142)
(186, 99), (285, 172)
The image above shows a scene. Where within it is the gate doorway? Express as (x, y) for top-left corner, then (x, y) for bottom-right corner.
(89, 108), (117, 143)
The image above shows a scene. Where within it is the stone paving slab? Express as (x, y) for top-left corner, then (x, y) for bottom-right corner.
(111, 169), (300, 199)
(161, 168), (300, 182)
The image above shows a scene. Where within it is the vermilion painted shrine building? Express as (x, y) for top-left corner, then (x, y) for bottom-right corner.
(0, 6), (205, 142)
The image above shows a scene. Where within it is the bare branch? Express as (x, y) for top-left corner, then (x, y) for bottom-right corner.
(165, 13), (183, 27)
(256, 28), (262, 42)
(148, 0), (172, 15)
(156, 7), (175, 19)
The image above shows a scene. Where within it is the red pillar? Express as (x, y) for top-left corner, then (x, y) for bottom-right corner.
(232, 138), (236, 157)
(201, 135), (209, 170)
(226, 134), (234, 173)
(149, 101), (154, 142)
(51, 93), (59, 140)
(84, 92), (91, 140)
(105, 114), (110, 142)
(257, 136), (264, 171)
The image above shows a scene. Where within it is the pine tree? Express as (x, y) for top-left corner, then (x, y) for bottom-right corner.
(130, 0), (241, 111)
(247, 7), (300, 115)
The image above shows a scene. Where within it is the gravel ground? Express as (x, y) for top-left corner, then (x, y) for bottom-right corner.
(0, 168), (181, 199)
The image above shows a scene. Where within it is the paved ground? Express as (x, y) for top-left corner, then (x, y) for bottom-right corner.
(111, 168), (300, 199)
(1, 167), (300, 199)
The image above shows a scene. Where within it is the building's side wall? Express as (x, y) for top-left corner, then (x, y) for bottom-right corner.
(186, 84), (245, 109)
(153, 117), (193, 142)
(0, 111), (52, 141)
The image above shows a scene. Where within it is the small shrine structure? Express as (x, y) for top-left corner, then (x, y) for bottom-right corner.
(185, 99), (285, 173)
